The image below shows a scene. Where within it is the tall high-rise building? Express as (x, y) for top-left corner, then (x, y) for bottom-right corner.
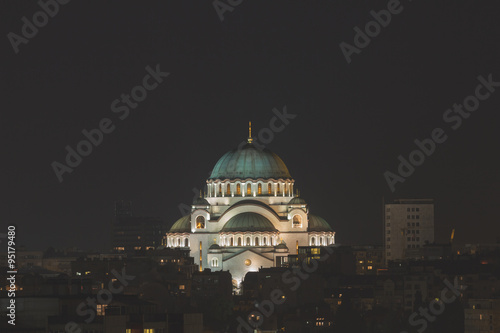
(384, 199), (434, 264)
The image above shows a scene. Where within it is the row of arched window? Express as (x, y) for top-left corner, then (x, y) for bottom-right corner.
(207, 181), (293, 197)
(166, 237), (189, 247)
(220, 234), (278, 247)
(309, 235), (335, 246)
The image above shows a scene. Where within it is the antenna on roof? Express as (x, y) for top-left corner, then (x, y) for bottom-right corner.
(247, 121), (253, 143)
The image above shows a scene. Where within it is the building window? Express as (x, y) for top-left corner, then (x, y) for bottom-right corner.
(387, 237), (390, 241)
(184, 238), (189, 247)
(237, 237), (242, 246)
(416, 208), (420, 212)
(311, 237), (316, 246)
(246, 237), (251, 246)
(407, 208), (410, 212)
(386, 223), (390, 227)
(258, 183), (262, 195)
(230, 238), (234, 246)
(218, 184), (222, 196)
(416, 222), (420, 226)
(416, 215), (420, 219)
(255, 237), (259, 246)
(247, 183), (252, 195)
(292, 215), (302, 227)
(407, 215), (411, 219)
(386, 245), (390, 249)
(268, 183), (272, 195)
(196, 216), (205, 229)
(211, 258), (219, 267)
(227, 183), (231, 195)
(386, 208), (390, 212)
(263, 236), (267, 245)
(277, 183), (281, 195)
(386, 215), (390, 220)
(387, 230), (390, 234)
(236, 184), (241, 195)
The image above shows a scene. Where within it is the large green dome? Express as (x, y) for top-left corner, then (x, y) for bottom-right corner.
(169, 215), (191, 233)
(308, 215), (333, 232)
(221, 212), (278, 233)
(209, 143), (292, 180)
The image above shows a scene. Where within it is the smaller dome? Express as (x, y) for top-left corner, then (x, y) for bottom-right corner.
(209, 244), (222, 253)
(288, 197), (306, 205)
(193, 197), (210, 206)
(308, 215), (333, 232)
(274, 242), (289, 252)
(169, 215), (191, 233)
(221, 212), (277, 233)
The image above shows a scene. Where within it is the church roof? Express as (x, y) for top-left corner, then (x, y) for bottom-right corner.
(169, 215), (191, 233)
(221, 212), (278, 233)
(308, 214), (333, 232)
(288, 197), (307, 205)
(209, 142), (292, 180)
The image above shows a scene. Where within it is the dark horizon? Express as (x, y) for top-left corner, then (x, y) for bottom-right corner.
(2, 0), (500, 252)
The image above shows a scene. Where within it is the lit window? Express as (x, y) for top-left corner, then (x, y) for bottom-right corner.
(196, 216), (205, 229)
(247, 183), (252, 195)
(211, 258), (219, 267)
(227, 183), (231, 195)
(230, 238), (234, 246)
(292, 215), (302, 227)
(277, 183), (281, 195)
(255, 237), (259, 246)
(258, 183), (262, 195)
(236, 184), (241, 195)
(179, 285), (185, 290)
(218, 184), (222, 196)
(246, 237), (251, 246)
(268, 183), (272, 195)
(238, 237), (242, 246)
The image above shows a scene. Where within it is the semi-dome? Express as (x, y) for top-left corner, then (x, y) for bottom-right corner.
(221, 212), (278, 233)
(209, 143), (292, 180)
(288, 197), (307, 205)
(308, 214), (333, 232)
(169, 215), (191, 233)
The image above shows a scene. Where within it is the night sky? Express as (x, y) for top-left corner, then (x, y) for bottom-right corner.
(2, 0), (499, 251)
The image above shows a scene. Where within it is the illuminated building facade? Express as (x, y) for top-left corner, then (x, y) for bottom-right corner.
(165, 125), (335, 286)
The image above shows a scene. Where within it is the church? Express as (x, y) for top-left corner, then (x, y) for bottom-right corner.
(165, 124), (335, 286)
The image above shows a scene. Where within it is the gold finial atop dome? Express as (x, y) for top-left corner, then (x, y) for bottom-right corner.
(247, 121), (253, 143)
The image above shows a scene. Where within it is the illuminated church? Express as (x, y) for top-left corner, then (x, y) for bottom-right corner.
(165, 124), (335, 285)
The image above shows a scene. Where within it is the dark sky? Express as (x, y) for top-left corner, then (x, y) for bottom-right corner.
(1, 0), (499, 251)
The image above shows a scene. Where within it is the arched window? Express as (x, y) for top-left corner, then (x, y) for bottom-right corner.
(237, 237), (242, 246)
(247, 183), (252, 195)
(218, 184), (222, 196)
(263, 236), (267, 245)
(177, 238), (181, 246)
(196, 216), (205, 229)
(277, 183), (281, 195)
(292, 215), (302, 228)
(255, 237), (259, 246)
(230, 238), (234, 246)
(311, 237), (316, 246)
(227, 183), (231, 195)
(184, 238), (189, 247)
(258, 183), (262, 195)
(236, 184), (241, 195)
(246, 237), (251, 246)
(211, 258), (218, 267)
(268, 183), (272, 195)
